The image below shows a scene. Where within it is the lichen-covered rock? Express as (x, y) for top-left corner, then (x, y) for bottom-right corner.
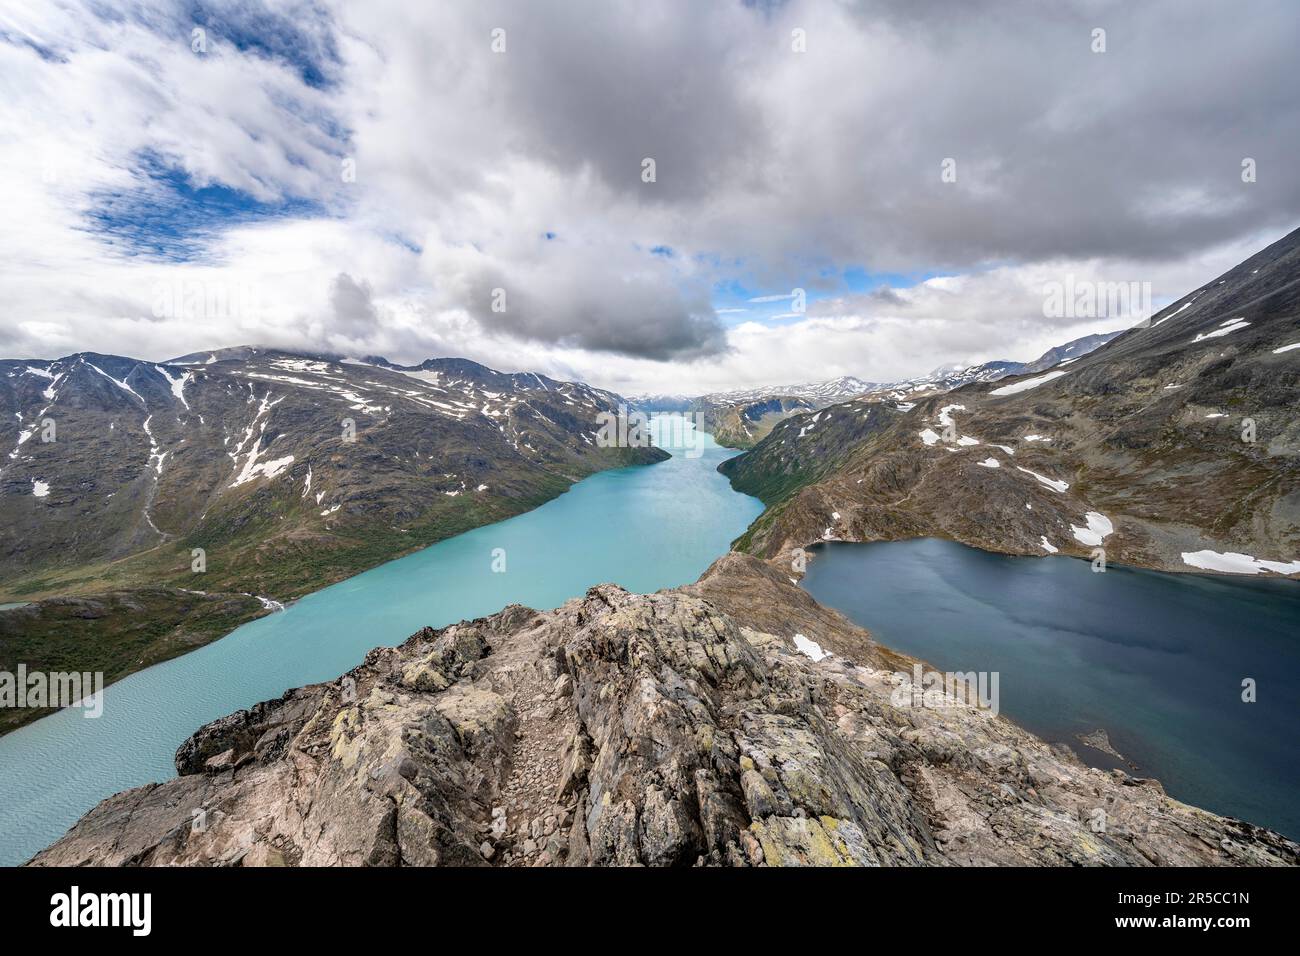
(29, 556), (1300, 867)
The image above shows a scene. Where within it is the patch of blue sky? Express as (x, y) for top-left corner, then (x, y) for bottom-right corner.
(631, 241), (678, 259)
(83, 151), (328, 262)
(841, 266), (944, 292)
(180, 0), (342, 90)
(265, 87), (351, 145)
(384, 232), (423, 254)
(709, 265), (943, 325)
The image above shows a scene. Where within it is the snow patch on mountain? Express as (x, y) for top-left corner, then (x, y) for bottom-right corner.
(1192, 317), (1250, 343)
(1181, 550), (1300, 575)
(989, 370), (1068, 396)
(1070, 512), (1114, 546)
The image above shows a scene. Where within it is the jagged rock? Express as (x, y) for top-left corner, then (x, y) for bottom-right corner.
(28, 556), (1300, 867)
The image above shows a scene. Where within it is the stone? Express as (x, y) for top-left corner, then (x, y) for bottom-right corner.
(29, 560), (1300, 869)
(242, 845), (288, 867)
(203, 748), (235, 772)
(739, 829), (764, 866)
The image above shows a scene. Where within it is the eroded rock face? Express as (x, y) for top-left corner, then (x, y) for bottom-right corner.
(30, 556), (1300, 867)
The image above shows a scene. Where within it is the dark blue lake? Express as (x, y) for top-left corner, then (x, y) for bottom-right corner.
(800, 538), (1300, 839)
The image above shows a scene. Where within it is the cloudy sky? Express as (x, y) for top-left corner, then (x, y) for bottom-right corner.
(1, 0), (1297, 394)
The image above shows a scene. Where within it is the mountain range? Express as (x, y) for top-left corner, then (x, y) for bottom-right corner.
(7, 228), (1299, 866)
(722, 226), (1300, 578)
(0, 348), (662, 732)
(681, 331), (1123, 449)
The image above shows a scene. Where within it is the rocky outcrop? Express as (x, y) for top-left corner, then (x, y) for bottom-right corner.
(30, 554), (1299, 867)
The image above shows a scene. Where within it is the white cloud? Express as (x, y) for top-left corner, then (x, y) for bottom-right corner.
(0, 0), (1297, 395)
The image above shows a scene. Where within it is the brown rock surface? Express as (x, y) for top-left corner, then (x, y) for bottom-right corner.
(30, 555), (1299, 867)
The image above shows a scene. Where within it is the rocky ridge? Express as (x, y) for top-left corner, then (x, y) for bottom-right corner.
(31, 554), (1298, 867)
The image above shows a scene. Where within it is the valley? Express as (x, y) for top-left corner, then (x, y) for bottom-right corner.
(4, 0), (1297, 895)
(0, 421), (760, 865)
(0, 349), (664, 732)
(3, 232), (1298, 866)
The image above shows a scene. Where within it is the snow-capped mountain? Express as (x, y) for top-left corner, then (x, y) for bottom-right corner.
(690, 333), (1121, 448)
(723, 225), (1300, 577)
(1, 347), (654, 585)
(0, 347), (663, 726)
(699, 375), (877, 407)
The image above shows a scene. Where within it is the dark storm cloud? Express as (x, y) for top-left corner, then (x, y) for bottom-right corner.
(484, 2), (769, 205)
(328, 273), (379, 337)
(459, 263), (729, 362)
(457, 0), (1298, 268)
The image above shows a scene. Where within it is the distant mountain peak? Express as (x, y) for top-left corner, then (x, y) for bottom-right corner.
(925, 362), (968, 379)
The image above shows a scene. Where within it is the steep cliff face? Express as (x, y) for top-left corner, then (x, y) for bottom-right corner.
(31, 555), (1298, 867)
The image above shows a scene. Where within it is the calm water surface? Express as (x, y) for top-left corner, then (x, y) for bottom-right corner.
(801, 538), (1300, 838)
(0, 420), (760, 865)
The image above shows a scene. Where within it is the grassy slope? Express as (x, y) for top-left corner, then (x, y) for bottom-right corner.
(0, 451), (664, 736)
(0, 590), (265, 734)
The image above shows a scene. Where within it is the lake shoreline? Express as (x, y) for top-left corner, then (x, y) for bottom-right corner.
(798, 537), (1300, 840)
(0, 453), (667, 739)
(0, 423), (762, 865)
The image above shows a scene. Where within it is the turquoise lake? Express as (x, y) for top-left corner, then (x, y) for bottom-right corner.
(800, 538), (1300, 839)
(0, 420), (762, 865)
(4, 421), (1298, 864)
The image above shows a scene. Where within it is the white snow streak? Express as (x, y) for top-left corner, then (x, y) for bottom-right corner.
(1180, 550), (1300, 575)
(793, 634), (830, 662)
(1070, 512), (1114, 546)
(989, 370), (1068, 396)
